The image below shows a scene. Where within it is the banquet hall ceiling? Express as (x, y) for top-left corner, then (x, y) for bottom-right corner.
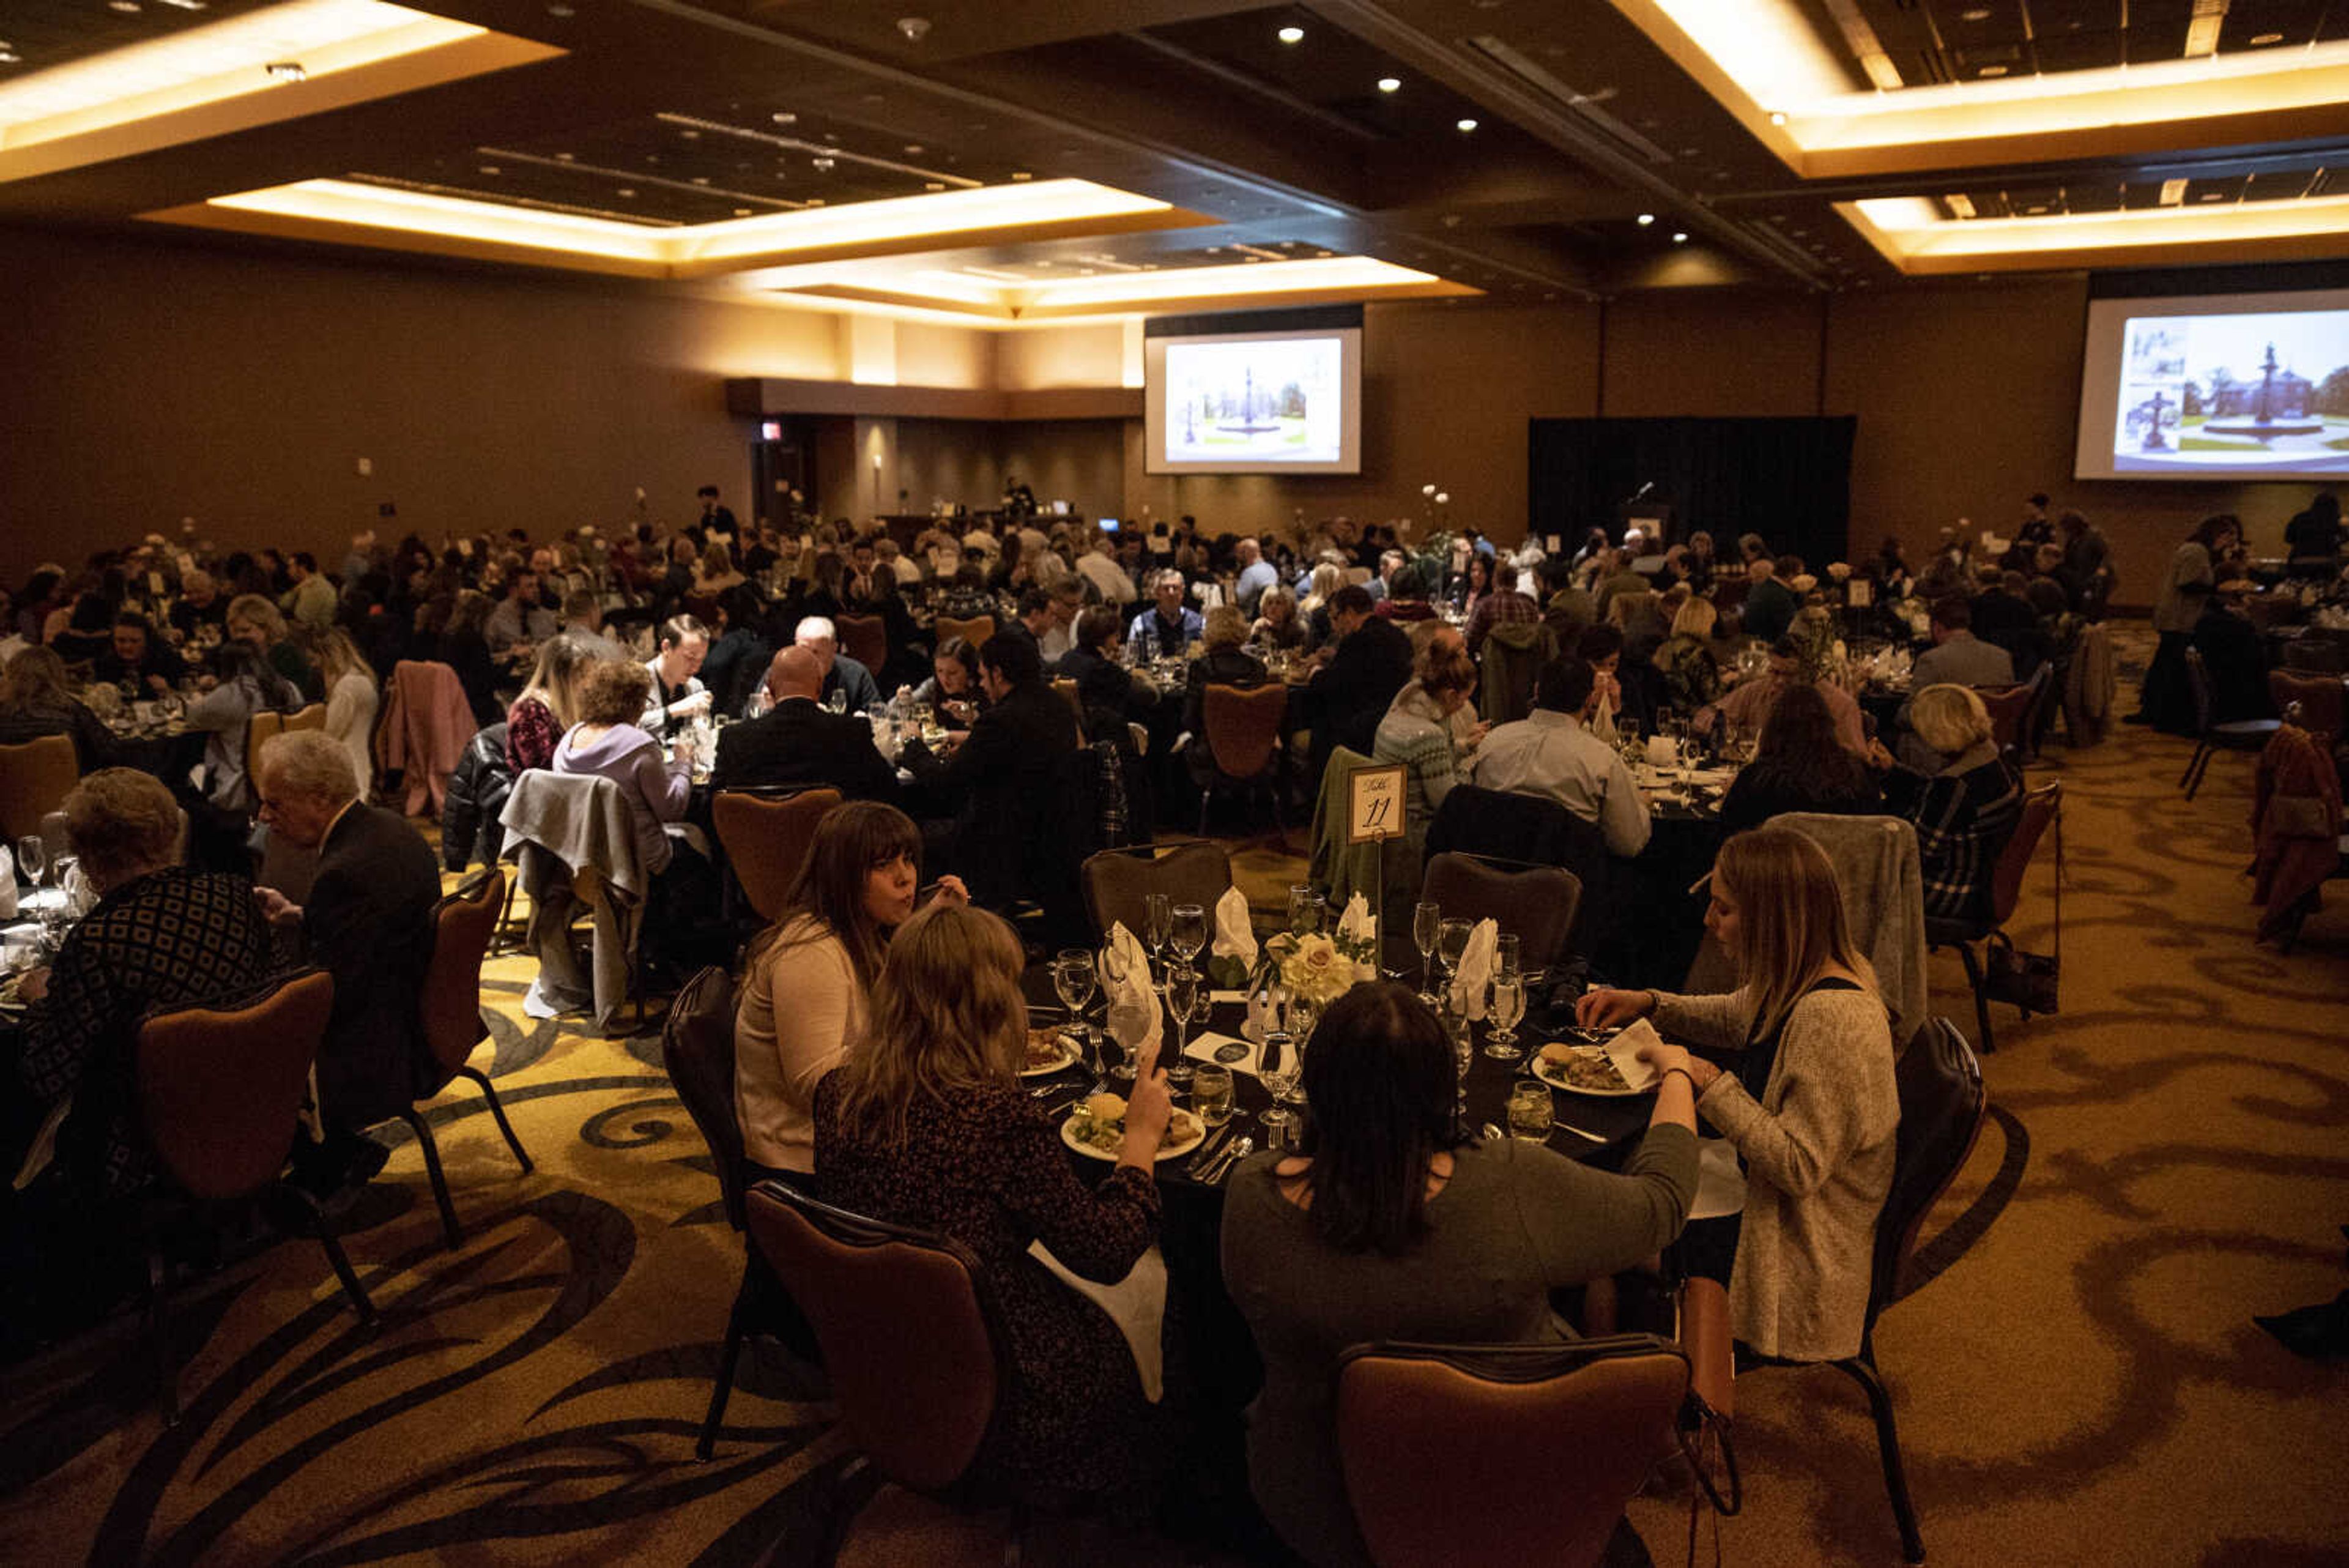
(4, 0), (2348, 315)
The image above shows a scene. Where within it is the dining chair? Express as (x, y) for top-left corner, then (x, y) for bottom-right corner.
(135, 968), (376, 1422)
(1732, 1016), (1987, 1565)
(395, 868), (533, 1249)
(499, 770), (650, 1033)
(1971, 680), (2037, 766)
(2268, 669), (2344, 743)
(1049, 677), (1088, 744)
(283, 702), (328, 735)
(1923, 780), (2059, 1053)
(1334, 1336), (1694, 1568)
(2180, 648), (2284, 800)
(745, 1178), (1018, 1561)
(0, 732), (77, 842)
(834, 613), (888, 678)
(2280, 636), (2345, 675)
(242, 708), (288, 795)
(1080, 841), (1233, 943)
(933, 614), (995, 649)
(1420, 853), (1582, 976)
(1196, 682), (1290, 845)
(660, 965), (823, 1459)
(712, 787), (844, 926)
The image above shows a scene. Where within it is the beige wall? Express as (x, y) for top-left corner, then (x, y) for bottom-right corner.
(2, 226), (2318, 608)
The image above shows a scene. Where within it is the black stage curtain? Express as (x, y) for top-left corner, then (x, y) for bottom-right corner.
(1527, 416), (1857, 571)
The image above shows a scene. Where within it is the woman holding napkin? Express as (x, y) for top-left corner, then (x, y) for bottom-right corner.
(1223, 981), (1697, 1568)
(814, 902), (1174, 1501)
(1577, 826), (1898, 1361)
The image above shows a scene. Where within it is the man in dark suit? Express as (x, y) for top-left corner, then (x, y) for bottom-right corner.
(1305, 584), (1413, 779)
(253, 730), (443, 1187)
(899, 631), (1081, 920)
(710, 645), (897, 800)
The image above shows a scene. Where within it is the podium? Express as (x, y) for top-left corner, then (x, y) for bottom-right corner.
(1617, 502), (1672, 547)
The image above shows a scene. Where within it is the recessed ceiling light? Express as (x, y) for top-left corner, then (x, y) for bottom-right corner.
(1277, 26), (1305, 44)
(904, 144), (924, 154)
(263, 61), (306, 82)
(1377, 76), (1401, 92)
(1961, 7), (1990, 19)
(1011, 170), (1032, 180)
(805, 198), (823, 207)
(771, 112), (796, 124)
(477, 164), (500, 174)
(2251, 32), (2284, 45)
(616, 187), (637, 198)
(733, 207), (752, 216)
(554, 151), (574, 160)
(691, 176), (710, 185)
(0, 51), (18, 65)
(108, 1), (141, 12)
(544, 1), (573, 15)
(811, 156), (835, 171)
(1978, 65), (2008, 77)
(1671, 231), (1688, 243)
(679, 129), (699, 140)
(1768, 111), (1787, 125)
(157, 0), (207, 9)
(1456, 117), (1479, 132)
(1636, 212), (1655, 225)
(924, 182), (944, 191)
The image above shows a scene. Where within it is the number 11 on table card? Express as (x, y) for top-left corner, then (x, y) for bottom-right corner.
(1346, 764), (1406, 846)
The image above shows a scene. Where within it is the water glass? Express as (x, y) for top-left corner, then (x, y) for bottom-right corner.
(1192, 1064), (1234, 1127)
(1436, 918), (1473, 990)
(1412, 901), (1442, 1004)
(1507, 1081), (1555, 1142)
(17, 835), (45, 888)
(1170, 902), (1208, 970)
(1258, 1031), (1300, 1137)
(1053, 948), (1097, 1016)
(1484, 974), (1526, 1061)
(825, 689), (848, 715)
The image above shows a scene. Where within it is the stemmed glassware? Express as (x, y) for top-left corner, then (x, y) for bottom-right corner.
(1258, 1029), (1301, 1142)
(1169, 902), (1208, 975)
(1163, 967), (1201, 1091)
(1054, 948), (1099, 1079)
(1412, 901), (1442, 1006)
(17, 835), (45, 893)
(1143, 892), (1173, 987)
(1484, 933), (1526, 1061)
(1099, 944), (1146, 1082)
(1288, 885), (1323, 935)
(1436, 918), (1472, 1003)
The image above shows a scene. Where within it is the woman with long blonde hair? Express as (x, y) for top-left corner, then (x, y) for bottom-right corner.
(812, 901), (1174, 1498)
(1578, 826), (1898, 1361)
(316, 627), (379, 799)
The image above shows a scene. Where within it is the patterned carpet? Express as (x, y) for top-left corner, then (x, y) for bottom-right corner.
(4, 628), (2347, 1567)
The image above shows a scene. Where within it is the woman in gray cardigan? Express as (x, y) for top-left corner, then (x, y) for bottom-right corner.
(1223, 983), (1698, 1568)
(1580, 825), (1898, 1361)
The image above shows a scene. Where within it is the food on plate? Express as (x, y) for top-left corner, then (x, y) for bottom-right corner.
(1538, 1041), (1632, 1093)
(1025, 1025), (1078, 1071)
(1067, 1099), (1202, 1156)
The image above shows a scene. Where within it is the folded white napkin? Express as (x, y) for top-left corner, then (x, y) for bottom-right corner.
(1690, 1139), (1748, 1222)
(1337, 891), (1376, 951)
(1605, 1018), (1666, 1091)
(1103, 922), (1163, 1061)
(1030, 1241), (1169, 1402)
(1448, 918), (1499, 1020)
(1211, 885), (1257, 968)
(0, 847), (15, 920)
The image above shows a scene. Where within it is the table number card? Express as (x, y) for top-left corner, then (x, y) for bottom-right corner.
(1346, 764), (1407, 845)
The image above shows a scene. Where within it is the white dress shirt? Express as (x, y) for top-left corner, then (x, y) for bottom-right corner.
(1468, 708), (1652, 856)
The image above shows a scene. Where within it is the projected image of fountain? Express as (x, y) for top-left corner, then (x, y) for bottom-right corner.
(1215, 368), (1285, 437)
(2203, 343), (2326, 440)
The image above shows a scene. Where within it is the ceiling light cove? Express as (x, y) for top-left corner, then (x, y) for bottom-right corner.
(1614, 0), (2349, 177)
(0, 0), (561, 185)
(1842, 193), (2349, 276)
(146, 176), (1215, 281)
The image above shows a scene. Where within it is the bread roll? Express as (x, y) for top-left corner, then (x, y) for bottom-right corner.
(1083, 1091), (1127, 1121)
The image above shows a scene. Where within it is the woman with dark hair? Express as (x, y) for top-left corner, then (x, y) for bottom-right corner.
(50, 589), (118, 667)
(1455, 551), (1493, 617)
(0, 647), (117, 768)
(434, 589), (501, 724)
(814, 902), (1173, 1498)
(184, 641), (300, 811)
(2135, 513), (2237, 732)
(735, 801), (965, 1183)
(911, 635), (986, 730)
(1717, 683), (1883, 831)
(1222, 983), (1698, 1568)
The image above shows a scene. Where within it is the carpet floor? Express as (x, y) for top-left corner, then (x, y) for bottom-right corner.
(4, 629), (2346, 1567)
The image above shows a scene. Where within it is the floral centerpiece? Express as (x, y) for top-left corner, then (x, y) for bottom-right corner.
(1259, 893), (1382, 1012)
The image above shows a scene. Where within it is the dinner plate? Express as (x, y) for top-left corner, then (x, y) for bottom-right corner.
(1020, 1028), (1083, 1078)
(1061, 1110), (1208, 1163)
(1530, 1045), (1652, 1098)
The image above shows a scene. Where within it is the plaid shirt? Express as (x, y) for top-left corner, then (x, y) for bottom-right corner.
(1464, 589), (1540, 656)
(18, 867), (275, 1194)
(1882, 751), (2024, 921)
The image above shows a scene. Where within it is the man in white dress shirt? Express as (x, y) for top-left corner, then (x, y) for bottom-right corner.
(1469, 656), (1652, 856)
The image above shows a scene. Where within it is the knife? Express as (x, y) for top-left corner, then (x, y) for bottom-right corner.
(1205, 1135), (1253, 1183)
(1185, 1123), (1234, 1176)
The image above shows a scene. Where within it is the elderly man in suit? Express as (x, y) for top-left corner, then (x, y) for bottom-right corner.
(710, 645), (897, 800)
(253, 729), (442, 1189)
(795, 615), (882, 715)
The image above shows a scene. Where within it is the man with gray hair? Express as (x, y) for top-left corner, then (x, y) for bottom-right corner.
(253, 730), (441, 1187)
(793, 614), (881, 714)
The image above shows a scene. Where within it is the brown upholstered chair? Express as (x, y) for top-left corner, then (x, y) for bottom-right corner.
(242, 708), (288, 792)
(1735, 1016), (1987, 1565)
(1080, 841), (1233, 943)
(395, 868), (533, 1249)
(660, 965), (822, 1458)
(712, 787), (844, 924)
(835, 614), (888, 678)
(284, 702), (328, 735)
(933, 614), (995, 650)
(1049, 677), (1088, 743)
(135, 969), (376, 1421)
(745, 1178), (1012, 1548)
(2268, 669), (2343, 744)
(0, 733), (77, 843)
(1420, 853), (1583, 976)
(1335, 1336), (1693, 1568)
(1972, 680), (2036, 764)
(1924, 779), (2059, 1053)
(1196, 682), (1290, 843)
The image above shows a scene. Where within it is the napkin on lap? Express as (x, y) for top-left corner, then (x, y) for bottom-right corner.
(1104, 922), (1163, 1058)
(1447, 918), (1499, 1020)
(1605, 1018), (1665, 1091)
(1211, 885), (1258, 969)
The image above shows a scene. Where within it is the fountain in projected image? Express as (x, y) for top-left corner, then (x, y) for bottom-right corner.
(2203, 343), (2325, 440)
(1215, 368), (1284, 436)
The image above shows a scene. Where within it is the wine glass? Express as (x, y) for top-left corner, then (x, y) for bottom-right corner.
(1169, 902), (1208, 973)
(1055, 948), (1099, 1076)
(16, 835), (45, 890)
(825, 689), (848, 715)
(1258, 1030), (1300, 1140)
(1484, 972), (1526, 1061)
(1144, 893), (1173, 984)
(1436, 918), (1473, 999)
(1164, 967), (1201, 1090)
(1412, 901), (1442, 1005)
(1099, 945), (1146, 1082)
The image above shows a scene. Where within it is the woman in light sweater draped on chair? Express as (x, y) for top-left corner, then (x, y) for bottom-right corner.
(1579, 825), (1899, 1361)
